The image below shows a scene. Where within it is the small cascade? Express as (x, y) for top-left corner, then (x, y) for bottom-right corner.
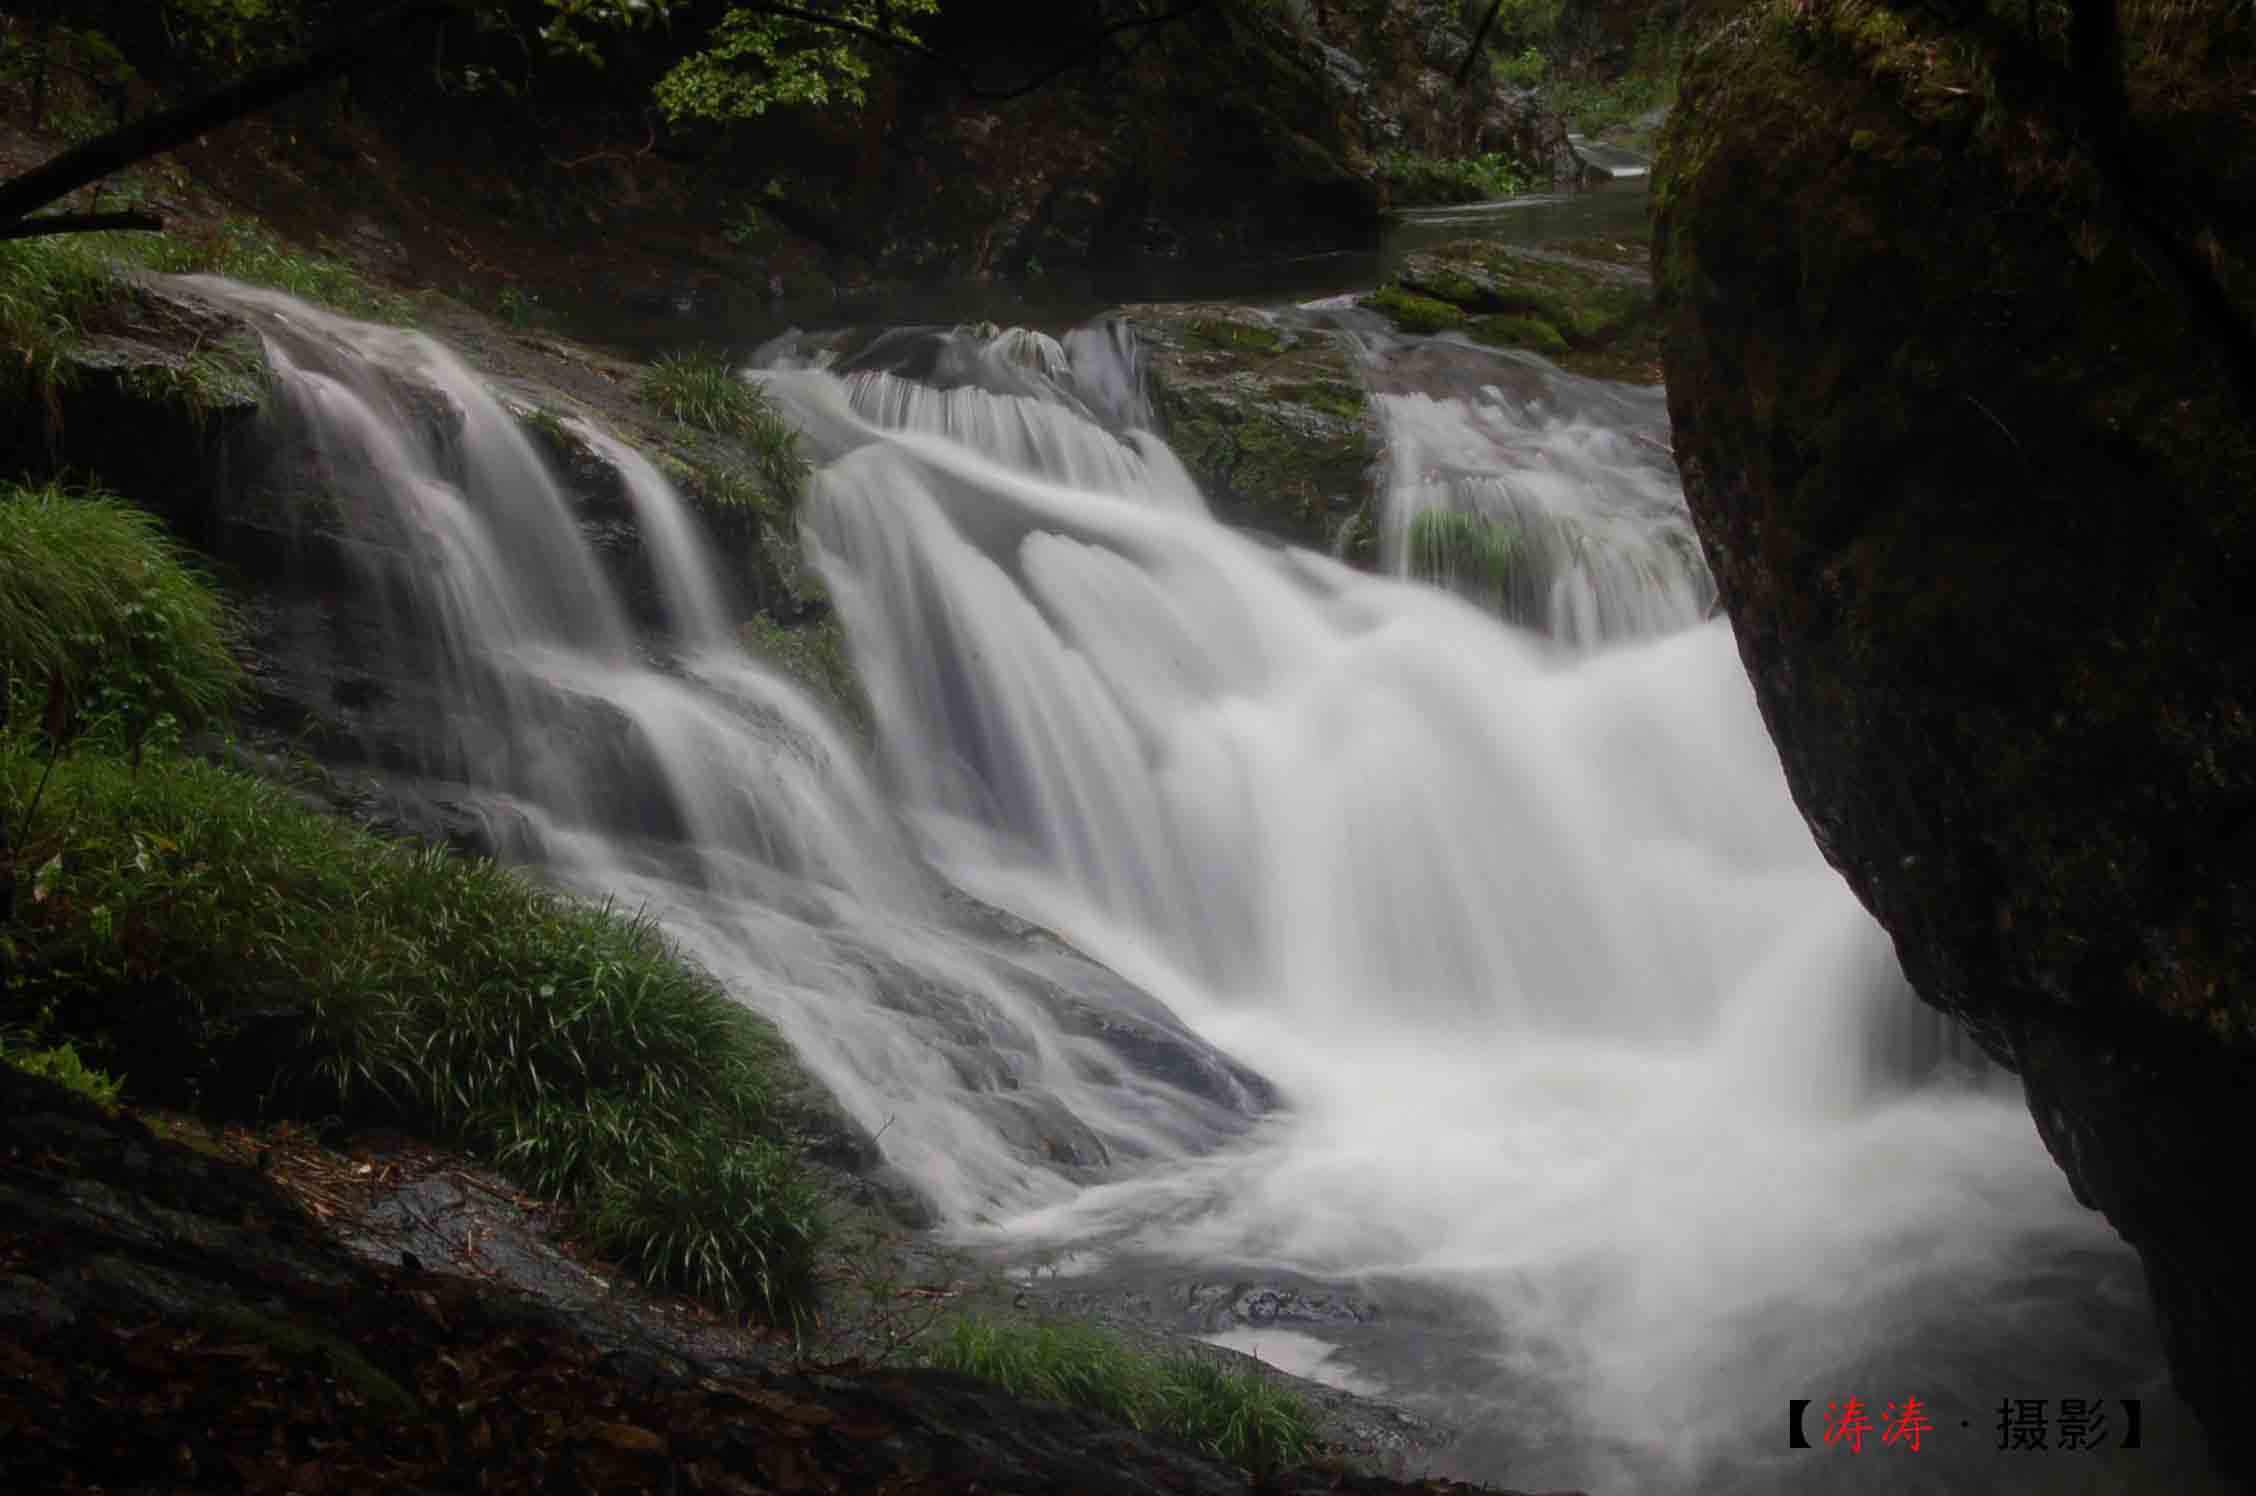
(1374, 374), (1712, 646)
(202, 278), (1276, 1219)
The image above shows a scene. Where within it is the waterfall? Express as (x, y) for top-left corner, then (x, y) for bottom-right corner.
(206, 280), (2198, 1493)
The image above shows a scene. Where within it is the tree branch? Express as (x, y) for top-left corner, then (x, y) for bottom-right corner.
(0, 0), (468, 226)
(0, 212), (165, 241)
(1457, 0), (1508, 86)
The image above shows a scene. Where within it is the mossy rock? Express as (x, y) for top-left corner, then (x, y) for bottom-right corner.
(1370, 242), (1661, 380)
(1468, 314), (1568, 355)
(1125, 303), (1380, 561)
(1654, 0), (2256, 1450)
(1365, 286), (1467, 334)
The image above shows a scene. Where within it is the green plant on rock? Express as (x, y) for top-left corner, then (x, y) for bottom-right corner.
(1407, 508), (1521, 597)
(141, 218), (412, 323)
(643, 354), (811, 514)
(928, 1317), (1317, 1476)
(0, 1033), (124, 1110)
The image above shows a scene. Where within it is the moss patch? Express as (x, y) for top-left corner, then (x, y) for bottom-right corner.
(1366, 285), (1467, 334)
(1372, 241), (1662, 381)
(1129, 304), (1380, 559)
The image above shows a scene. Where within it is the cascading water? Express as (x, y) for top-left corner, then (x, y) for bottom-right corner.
(771, 314), (2220, 1493)
(206, 275), (2225, 1493)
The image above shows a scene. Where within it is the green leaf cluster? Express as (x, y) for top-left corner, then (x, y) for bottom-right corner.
(535, 0), (940, 122)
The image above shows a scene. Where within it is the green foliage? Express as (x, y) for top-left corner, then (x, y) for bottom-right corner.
(1377, 151), (1533, 206)
(1494, 45), (1549, 85)
(0, 482), (241, 761)
(0, 1033), (124, 1110)
(496, 284), (541, 329)
(1, 736), (824, 1324)
(1368, 285), (1467, 334)
(929, 1318), (1317, 1475)
(1407, 508), (1521, 596)
(533, 0), (939, 123)
(159, 0), (293, 70)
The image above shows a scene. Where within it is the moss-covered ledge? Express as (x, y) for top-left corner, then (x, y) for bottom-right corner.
(1127, 304), (1381, 560)
(1364, 241), (1662, 381)
(1654, 1), (2256, 1468)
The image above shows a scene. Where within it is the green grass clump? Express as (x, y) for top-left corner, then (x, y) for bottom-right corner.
(641, 349), (760, 433)
(929, 1318), (1318, 1475)
(1378, 151), (1534, 206)
(641, 353), (811, 508)
(0, 216), (400, 416)
(1367, 285), (1467, 335)
(1408, 508), (1522, 596)
(0, 482), (241, 759)
(1, 734), (823, 1324)
(142, 218), (412, 323)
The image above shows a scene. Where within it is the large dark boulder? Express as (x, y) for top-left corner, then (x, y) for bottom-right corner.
(1654, 0), (2256, 1465)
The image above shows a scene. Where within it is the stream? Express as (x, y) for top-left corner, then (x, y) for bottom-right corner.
(192, 184), (2235, 1493)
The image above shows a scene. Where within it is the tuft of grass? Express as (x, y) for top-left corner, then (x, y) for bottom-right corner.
(1407, 508), (1522, 596)
(1, 734), (825, 1325)
(0, 481), (241, 759)
(929, 1318), (1318, 1476)
(1378, 151), (1534, 206)
(0, 216), (400, 415)
(641, 349), (759, 433)
(580, 1124), (822, 1320)
(0, 235), (128, 406)
(140, 218), (412, 323)
(642, 353), (811, 509)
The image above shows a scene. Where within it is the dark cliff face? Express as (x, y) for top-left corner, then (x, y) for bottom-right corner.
(1653, 0), (2256, 1464)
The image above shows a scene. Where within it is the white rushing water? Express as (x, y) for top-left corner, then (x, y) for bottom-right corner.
(206, 281), (2213, 1493)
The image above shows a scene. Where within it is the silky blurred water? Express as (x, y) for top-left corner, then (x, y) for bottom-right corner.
(210, 277), (2226, 1492)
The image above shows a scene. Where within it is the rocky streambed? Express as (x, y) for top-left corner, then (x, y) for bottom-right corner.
(2, 1063), (1550, 1495)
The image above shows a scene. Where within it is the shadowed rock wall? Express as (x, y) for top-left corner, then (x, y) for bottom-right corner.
(1654, 0), (2256, 1467)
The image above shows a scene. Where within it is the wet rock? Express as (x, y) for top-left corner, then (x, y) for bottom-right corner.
(0, 1067), (1527, 1495)
(1128, 302), (1380, 558)
(1656, 1), (2256, 1469)
(1370, 241), (1660, 382)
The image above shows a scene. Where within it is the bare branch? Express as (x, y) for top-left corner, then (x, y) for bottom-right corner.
(0, 211), (165, 241)
(0, 0), (468, 226)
